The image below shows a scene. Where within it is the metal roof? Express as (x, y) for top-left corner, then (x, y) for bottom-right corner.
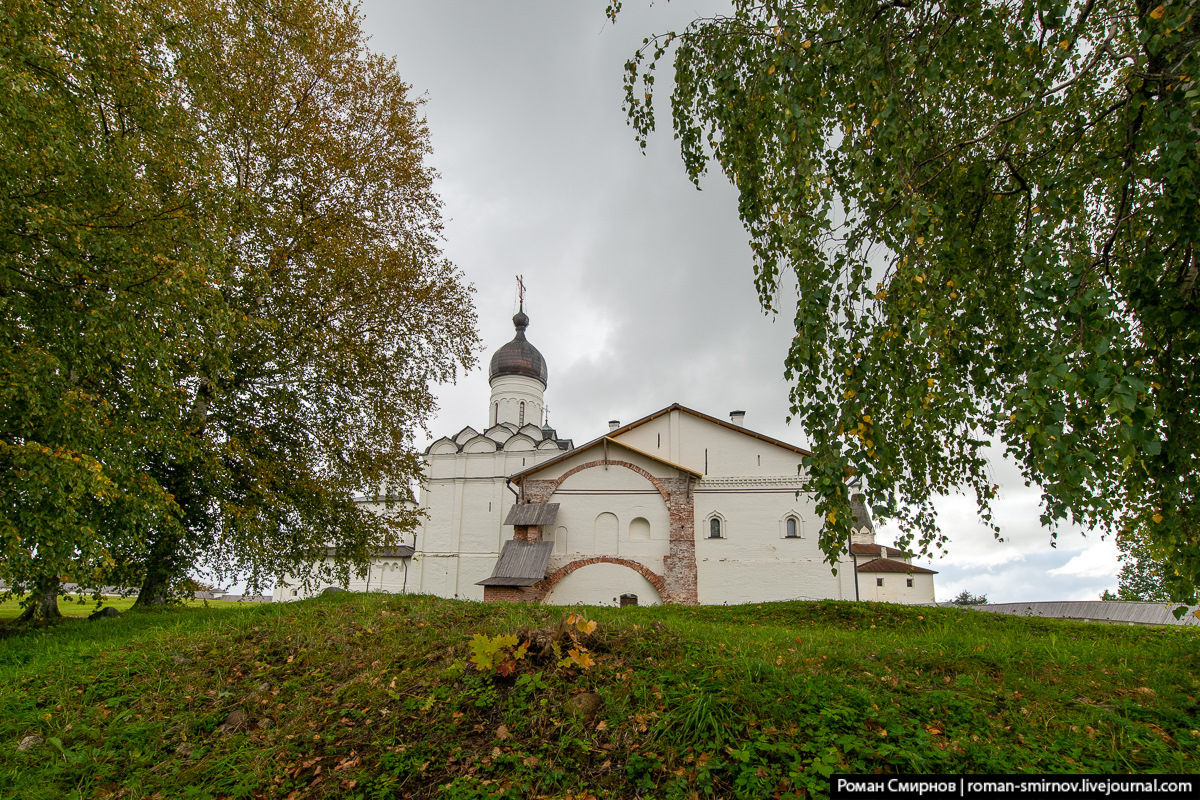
(856, 557), (937, 574)
(476, 540), (554, 587)
(511, 434), (703, 480)
(611, 403), (813, 457)
(851, 543), (909, 557)
(510, 403), (810, 480)
(503, 502), (560, 526)
(488, 311), (548, 386)
(850, 495), (875, 533)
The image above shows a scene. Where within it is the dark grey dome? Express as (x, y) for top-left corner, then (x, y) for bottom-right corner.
(488, 310), (548, 387)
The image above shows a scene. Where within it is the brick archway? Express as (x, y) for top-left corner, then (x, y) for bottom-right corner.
(536, 556), (667, 600)
(543, 459), (670, 504)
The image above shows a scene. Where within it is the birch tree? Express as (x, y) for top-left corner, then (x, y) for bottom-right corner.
(615, 0), (1199, 601)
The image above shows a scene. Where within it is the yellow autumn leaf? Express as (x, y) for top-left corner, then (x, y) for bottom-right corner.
(1153, 513), (1164, 524)
(579, 619), (598, 635)
(569, 647), (595, 670)
(1150, 4), (1165, 18)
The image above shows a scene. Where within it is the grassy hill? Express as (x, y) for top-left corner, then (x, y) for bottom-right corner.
(1, 594), (1197, 799)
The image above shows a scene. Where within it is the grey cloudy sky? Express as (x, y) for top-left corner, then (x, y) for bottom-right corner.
(360, 0), (1120, 604)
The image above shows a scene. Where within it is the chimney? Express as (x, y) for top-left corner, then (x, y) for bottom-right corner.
(608, 420), (620, 432)
(729, 410), (746, 427)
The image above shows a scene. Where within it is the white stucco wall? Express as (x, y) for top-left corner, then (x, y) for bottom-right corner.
(860, 571), (936, 604)
(693, 476), (850, 604)
(488, 374), (544, 428)
(542, 562), (663, 606)
(549, 460), (671, 565)
(612, 408), (807, 478)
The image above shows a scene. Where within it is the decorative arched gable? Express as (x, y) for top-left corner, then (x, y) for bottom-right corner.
(427, 436), (459, 455)
(542, 459), (671, 504)
(501, 433), (538, 452)
(453, 426), (480, 445)
(462, 435), (499, 453)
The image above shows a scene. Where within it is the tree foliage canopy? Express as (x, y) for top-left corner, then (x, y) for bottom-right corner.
(615, 0), (1199, 600)
(1, 0), (225, 612)
(1115, 527), (1172, 599)
(1, 0), (477, 613)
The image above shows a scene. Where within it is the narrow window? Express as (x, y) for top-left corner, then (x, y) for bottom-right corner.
(709, 517), (722, 539)
(657, 433), (661, 448)
(786, 517), (798, 538)
(520, 401), (525, 425)
(494, 402), (498, 425)
(876, 577), (884, 587)
(906, 578), (913, 588)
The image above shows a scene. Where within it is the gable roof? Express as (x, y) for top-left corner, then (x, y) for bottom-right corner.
(510, 403), (806, 480)
(851, 543), (909, 558)
(856, 558), (937, 574)
(510, 433), (702, 480)
(476, 540), (555, 587)
(616, 403), (813, 457)
(503, 502), (560, 526)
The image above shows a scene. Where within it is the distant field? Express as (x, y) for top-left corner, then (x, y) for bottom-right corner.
(0, 594), (254, 619)
(2, 595), (1197, 799)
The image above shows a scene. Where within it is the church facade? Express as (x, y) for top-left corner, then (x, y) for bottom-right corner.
(273, 306), (936, 605)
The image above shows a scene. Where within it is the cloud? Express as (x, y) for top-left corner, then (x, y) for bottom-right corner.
(1049, 540), (1122, 579)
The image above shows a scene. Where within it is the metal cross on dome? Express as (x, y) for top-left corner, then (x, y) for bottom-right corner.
(516, 274), (525, 310)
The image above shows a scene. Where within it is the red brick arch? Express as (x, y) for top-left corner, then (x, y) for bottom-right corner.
(536, 556), (667, 601)
(544, 459), (670, 503)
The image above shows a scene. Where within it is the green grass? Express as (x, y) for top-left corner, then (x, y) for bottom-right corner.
(0, 594), (253, 619)
(1, 596), (1197, 800)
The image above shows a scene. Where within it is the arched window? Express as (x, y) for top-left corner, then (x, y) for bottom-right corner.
(786, 517), (799, 538)
(709, 517), (723, 539)
(519, 401), (525, 425)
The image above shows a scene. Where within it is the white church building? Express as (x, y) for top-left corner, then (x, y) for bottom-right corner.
(274, 305), (936, 606)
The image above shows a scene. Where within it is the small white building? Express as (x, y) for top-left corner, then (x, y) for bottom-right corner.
(274, 305), (936, 605)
